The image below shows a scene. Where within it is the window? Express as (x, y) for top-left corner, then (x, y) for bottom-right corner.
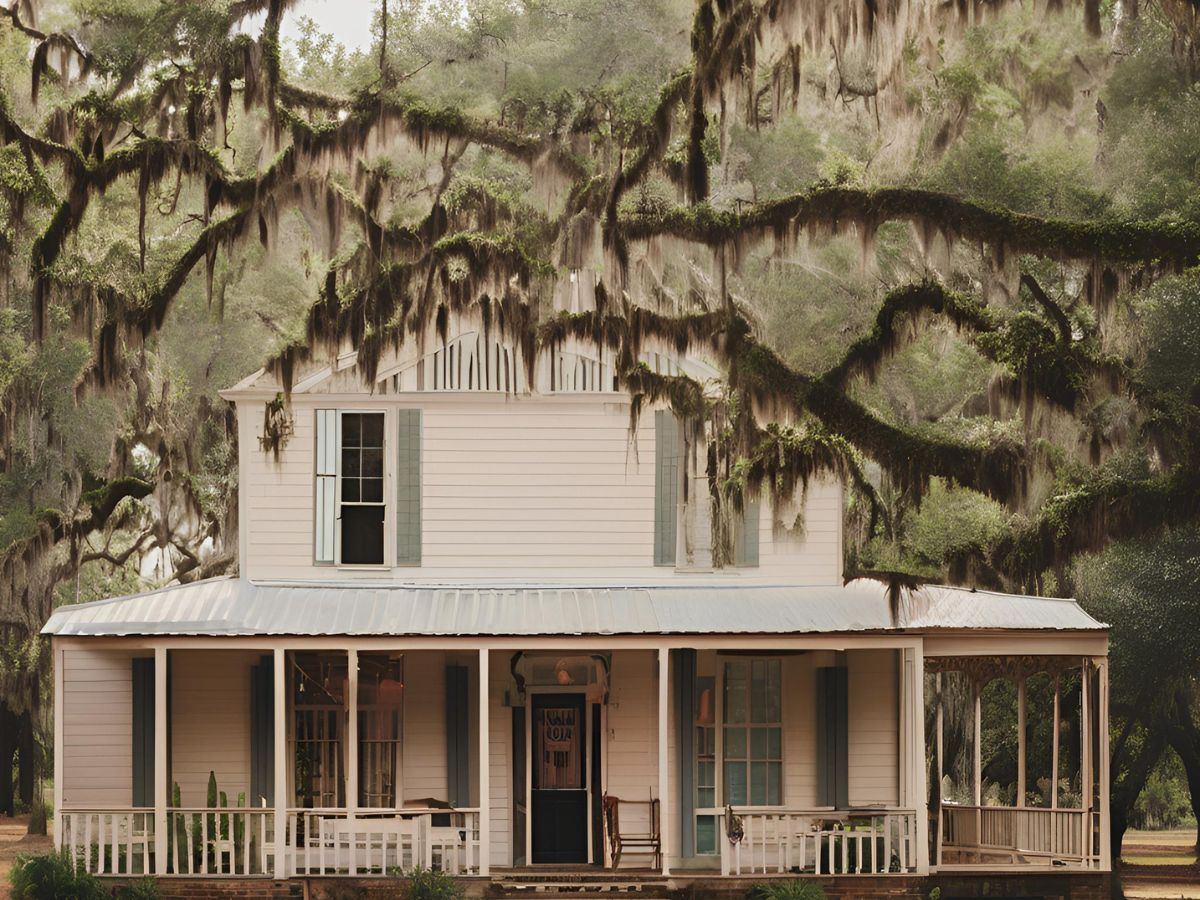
(695, 676), (717, 853)
(339, 412), (385, 565)
(723, 659), (782, 806)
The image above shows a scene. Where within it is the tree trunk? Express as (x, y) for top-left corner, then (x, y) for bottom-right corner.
(1165, 690), (1200, 850)
(0, 705), (16, 817)
(16, 711), (33, 809)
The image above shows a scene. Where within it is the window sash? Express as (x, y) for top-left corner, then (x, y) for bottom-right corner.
(721, 659), (783, 807)
(336, 410), (387, 566)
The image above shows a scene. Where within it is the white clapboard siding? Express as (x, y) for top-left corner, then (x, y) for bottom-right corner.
(62, 648), (135, 808)
(402, 652), (448, 803)
(171, 650), (254, 806)
(848, 649), (900, 807)
(783, 655), (818, 808)
(240, 395), (843, 583)
(487, 651), (511, 869)
(604, 651), (659, 837)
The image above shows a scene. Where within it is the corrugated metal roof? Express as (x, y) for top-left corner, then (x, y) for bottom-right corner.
(41, 577), (1106, 637)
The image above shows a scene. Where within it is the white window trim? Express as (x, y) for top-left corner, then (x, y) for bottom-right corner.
(335, 407), (393, 569)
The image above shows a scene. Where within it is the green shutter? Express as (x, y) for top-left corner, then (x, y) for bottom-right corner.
(396, 409), (422, 565)
(131, 658), (154, 808)
(816, 666), (849, 808)
(675, 649), (696, 857)
(314, 409), (337, 564)
(445, 665), (469, 807)
(654, 410), (681, 566)
(249, 656), (274, 806)
(734, 496), (761, 567)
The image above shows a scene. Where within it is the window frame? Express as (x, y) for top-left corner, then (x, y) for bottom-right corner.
(719, 657), (784, 809)
(334, 408), (391, 568)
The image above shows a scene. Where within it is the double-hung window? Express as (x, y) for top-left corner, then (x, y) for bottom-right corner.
(722, 659), (782, 806)
(338, 412), (386, 565)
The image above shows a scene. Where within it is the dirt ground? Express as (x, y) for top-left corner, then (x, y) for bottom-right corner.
(0, 816), (53, 899)
(1121, 830), (1200, 899)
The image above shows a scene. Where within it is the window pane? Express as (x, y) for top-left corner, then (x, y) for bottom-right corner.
(361, 413), (384, 446)
(750, 762), (767, 805)
(697, 787), (714, 807)
(724, 727), (747, 759)
(343, 414), (361, 445)
(362, 448), (384, 478)
(696, 815), (716, 855)
(766, 660), (782, 722)
(342, 479), (361, 502)
(342, 448), (361, 478)
(361, 477), (384, 503)
(766, 762), (782, 805)
(751, 727), (772, 759)
(724, 762), (747, 805)
(725, 663), (747, 724)
(342, 506), (385, 564)
(767, 727), (781, 759)
(751, 660), (767, 723)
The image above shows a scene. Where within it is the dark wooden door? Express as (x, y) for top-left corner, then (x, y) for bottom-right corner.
(531, 693), (588, 863)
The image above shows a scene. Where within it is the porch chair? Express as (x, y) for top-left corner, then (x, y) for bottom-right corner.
(602, 794), (661, 870)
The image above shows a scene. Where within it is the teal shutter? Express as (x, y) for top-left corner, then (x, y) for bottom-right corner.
(675, 649), (696, 857)
(816, 666), (849, 808)
(654, 410), (681, 566)
(396, 409), (422, 565)
(734, 496), (761, 567)
(131, 658), (155, 807)
(314, 409), (337, 564)
(445, 665), (469, 806)
(249, 656), (274, 806)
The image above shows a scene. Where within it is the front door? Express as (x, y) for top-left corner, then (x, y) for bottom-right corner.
(531, 693), (588, 863)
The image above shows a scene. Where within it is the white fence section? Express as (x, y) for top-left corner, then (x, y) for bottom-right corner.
(716, 808), (919, 876)
(941, 804), (1099, 866)
(288, 807), (481, 876)
(165, 808), (273, 876)
(61, 809), (155, 876)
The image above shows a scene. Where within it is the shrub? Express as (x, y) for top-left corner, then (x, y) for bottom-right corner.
(747, 881), (828, 900)
(9, 850), (108, 900)
(403, 867), (465, 900)
(116, 878), (162, 899)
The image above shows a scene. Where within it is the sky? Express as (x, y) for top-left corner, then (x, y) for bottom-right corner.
(242, 0), (378, 54)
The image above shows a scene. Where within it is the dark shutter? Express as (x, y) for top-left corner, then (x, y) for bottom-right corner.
(816, 666), (849, 808)
(131, 658), (155, 807)
(675, 649), (696, 857)
(445, 665), (469, 806)
(249, 656), (275, 806)
(734, 496), (761, 567)
(396, 409), (422, 565)
(654, 410), (681, 566)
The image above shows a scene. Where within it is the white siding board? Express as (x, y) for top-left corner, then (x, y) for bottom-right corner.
(847, 649), (899, 807)
(62, 648), (134, 808)
(170, 650), (255, 806)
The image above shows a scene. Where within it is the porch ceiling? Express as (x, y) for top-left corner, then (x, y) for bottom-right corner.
(41, 577), (1106, 637)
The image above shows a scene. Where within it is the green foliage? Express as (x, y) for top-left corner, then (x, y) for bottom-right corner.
(115, 878), (162, 899)
(397, 866), (465, 900)
(9, 851), (107, 900)
(746, 880), (828, 900)
(1131, 750), (1196, 831)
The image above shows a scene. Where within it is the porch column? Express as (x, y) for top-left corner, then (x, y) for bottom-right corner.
(1080, 658), (1090, 866)
(347, 649), (359, 823)
(657, 648), (670, 876)
(1016, 678), (1026, 808)
(1098, 659), (1111, 870)
(1051, 676), (1061, 810)
(912, 646), (930, 875)
(273, 648), (287, 879)
(934, 672), (943, 868)
(478, 648), (490, 876)
(154, 647), (168, 875)
(52, 644), (63, 851)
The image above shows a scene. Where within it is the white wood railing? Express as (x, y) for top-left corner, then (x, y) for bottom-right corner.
(61, 809), (155, 876)
(940, 804), (1099, 866)
(166, 807), (273, 876)
(288, 807), (481, 875)
(714, 808), (918, 876)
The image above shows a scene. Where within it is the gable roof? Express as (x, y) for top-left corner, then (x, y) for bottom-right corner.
(42, 577), (1106, 638)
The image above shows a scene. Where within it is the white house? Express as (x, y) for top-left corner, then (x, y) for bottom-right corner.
(44, 318), (1110, 894)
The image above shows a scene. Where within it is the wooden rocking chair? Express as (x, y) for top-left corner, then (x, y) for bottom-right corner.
(602, 794), (661, 870)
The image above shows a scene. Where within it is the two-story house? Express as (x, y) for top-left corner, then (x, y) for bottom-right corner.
(44, 316), (1111, 896)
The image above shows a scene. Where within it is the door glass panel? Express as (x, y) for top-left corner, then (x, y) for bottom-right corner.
(534, 703), (582, 790)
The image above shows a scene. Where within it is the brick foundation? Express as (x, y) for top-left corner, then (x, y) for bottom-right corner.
(108, 871), (1113, 900)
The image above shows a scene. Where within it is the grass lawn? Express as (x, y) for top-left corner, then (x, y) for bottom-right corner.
(1121, 829), (1200, 899)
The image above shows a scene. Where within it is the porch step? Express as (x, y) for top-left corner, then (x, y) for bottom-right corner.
(491, 872), (669, 898)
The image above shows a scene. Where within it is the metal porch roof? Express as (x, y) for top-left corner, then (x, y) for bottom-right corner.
(41, 577), (1106, 638)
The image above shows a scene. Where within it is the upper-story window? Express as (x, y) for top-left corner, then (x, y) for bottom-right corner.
(314, 409), (422, 567)
(340, 412), (386, 565)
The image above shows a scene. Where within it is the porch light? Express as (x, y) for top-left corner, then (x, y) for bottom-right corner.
(554, 658), (574, 685)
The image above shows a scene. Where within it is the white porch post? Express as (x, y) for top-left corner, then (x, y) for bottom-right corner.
(657, 648), (670, 876)
(478, 648), (490, 876)
(934, 672), (944, 868)
(273, 648), (287, 879)
(347, 649), (359, 823)
(1080, 658), (1091, 867)
(53, 643), (64, 851)
(1098, 658), (1111, 870)
(912, 645), (930, 875)
(1051, 676), (1061, 811)
(154, 647), (168, 875)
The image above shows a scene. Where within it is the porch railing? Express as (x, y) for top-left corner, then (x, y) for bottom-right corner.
(288, 807), (481, 875)
(165, 807), (274, 876)
(60, 809), (155, 876)
(940, 804), (1099, 866)
(715, 808), (919, 876)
